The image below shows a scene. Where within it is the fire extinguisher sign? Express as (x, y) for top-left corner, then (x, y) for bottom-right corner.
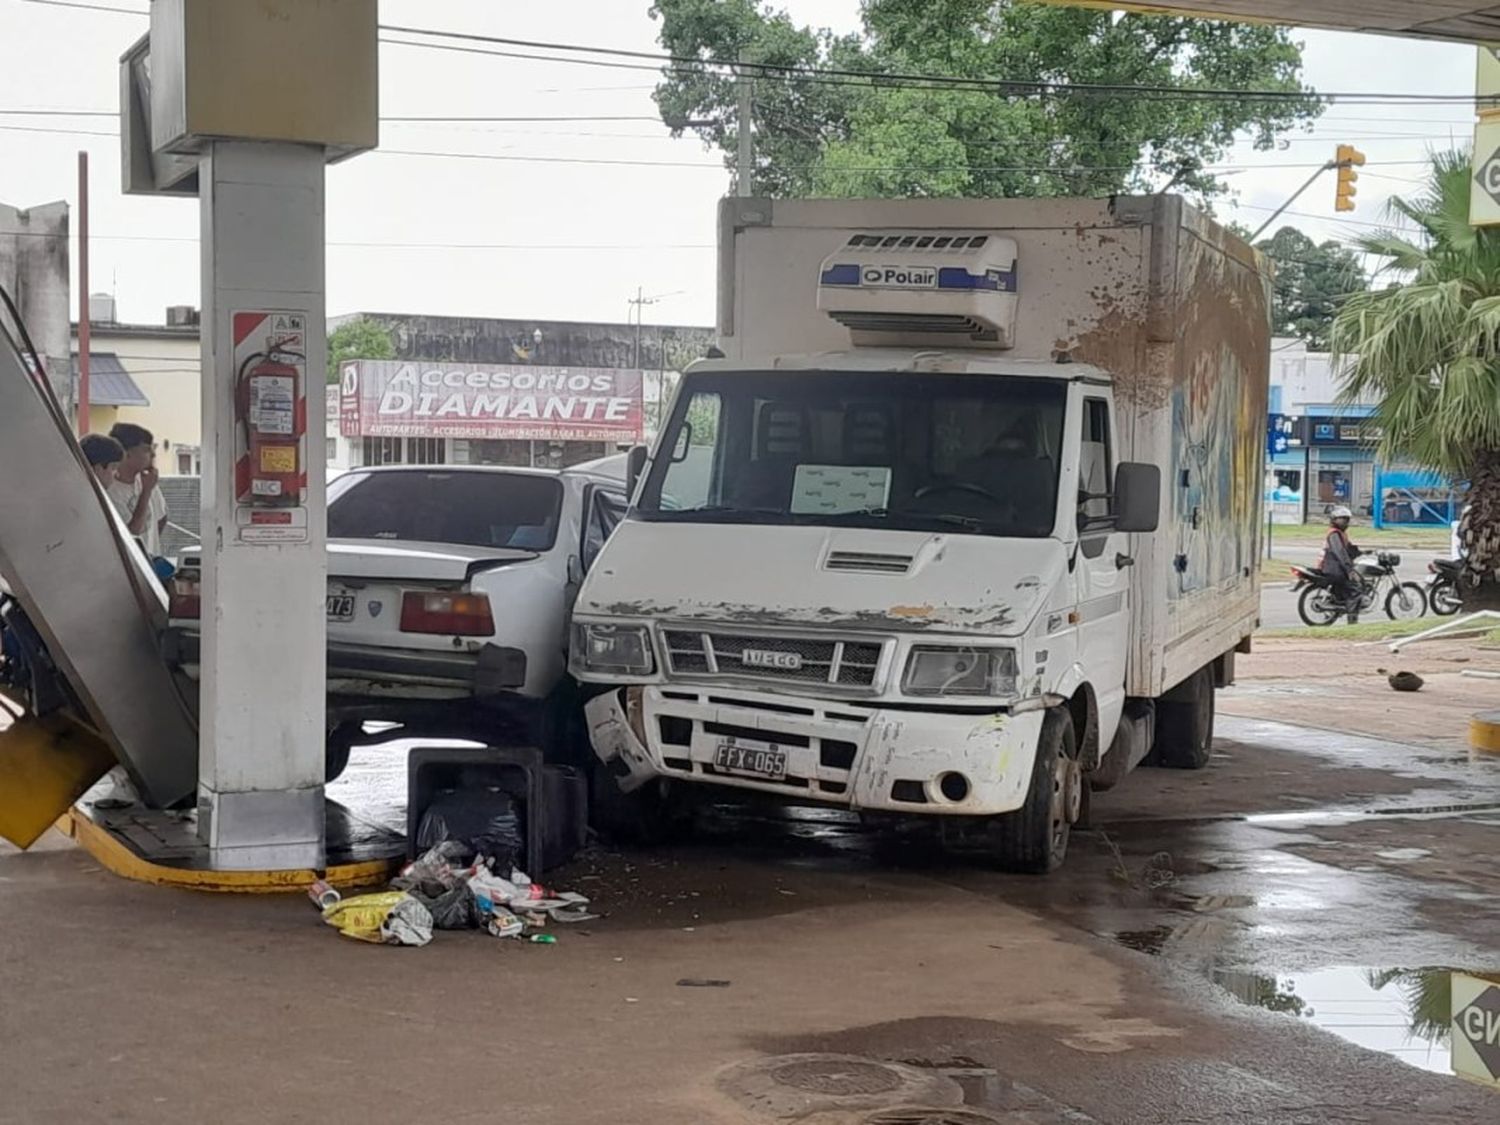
(232, 310), (310, 544)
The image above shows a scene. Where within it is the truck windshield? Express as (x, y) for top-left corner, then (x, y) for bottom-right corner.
(328, 470), (564, 550)
(638, 370), (1067, 537)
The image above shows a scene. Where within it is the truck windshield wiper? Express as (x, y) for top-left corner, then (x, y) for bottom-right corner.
(825, 507), (984, 530)
(655, 505), (789, 522)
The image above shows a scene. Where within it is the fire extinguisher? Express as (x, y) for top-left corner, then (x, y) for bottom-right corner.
(235, 347), (303, 507)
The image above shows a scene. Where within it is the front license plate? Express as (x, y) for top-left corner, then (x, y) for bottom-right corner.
(714, 740), (787, 780)
(326, 593), (356, 622)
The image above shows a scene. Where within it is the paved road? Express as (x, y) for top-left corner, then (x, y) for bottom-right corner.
(7, 692), (1500, 1123)
(1259, 545), (1445, 629)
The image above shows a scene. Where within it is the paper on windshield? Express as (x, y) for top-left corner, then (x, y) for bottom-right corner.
(790, 465), (892, 515)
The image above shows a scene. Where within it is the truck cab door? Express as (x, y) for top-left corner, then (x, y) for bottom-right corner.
(1073, 391), (1129, 743)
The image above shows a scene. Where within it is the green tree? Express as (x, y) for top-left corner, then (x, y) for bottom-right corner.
(1330, 149), (1500, 603)
(1256, 226), (1366, 349)
(653, 0), (1322, 201)
(326, 317), (395, 384)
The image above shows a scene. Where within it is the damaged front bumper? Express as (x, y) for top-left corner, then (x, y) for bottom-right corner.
(585, 684), (1043, 815)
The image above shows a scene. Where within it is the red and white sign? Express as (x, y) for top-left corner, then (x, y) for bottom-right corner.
(340, 360), (644, 442)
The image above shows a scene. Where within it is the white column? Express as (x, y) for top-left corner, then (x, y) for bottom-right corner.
(197, 141), (328, 870)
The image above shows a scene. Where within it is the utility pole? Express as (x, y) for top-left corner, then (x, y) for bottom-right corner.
(631, 285), (644, 369)
(736, 49), (754, 197)
(76, 151), (90, 434)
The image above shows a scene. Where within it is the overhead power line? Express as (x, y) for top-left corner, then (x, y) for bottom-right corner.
(4, 120), (1441, 177)
(18, 1), (1493, 109)
(20, 0), (145, 13)
(380, 25), (1496, 109)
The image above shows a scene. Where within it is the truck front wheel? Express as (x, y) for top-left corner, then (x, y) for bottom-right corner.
(989, 707), (1080, 874)
(1149, 666), (1215, 769)
(588, 767), (695, 846)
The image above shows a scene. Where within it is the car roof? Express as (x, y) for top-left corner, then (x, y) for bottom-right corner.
(342, 455), (627, 485)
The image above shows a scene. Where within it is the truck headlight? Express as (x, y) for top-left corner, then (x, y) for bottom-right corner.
(573, 622), (655, 676)
(902, 646), (1017, 698)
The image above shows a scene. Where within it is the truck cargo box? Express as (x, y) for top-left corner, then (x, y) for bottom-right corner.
(714, 195), (1269, 697)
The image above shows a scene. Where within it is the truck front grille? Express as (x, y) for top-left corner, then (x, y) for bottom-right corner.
(662, 629), (884, 690)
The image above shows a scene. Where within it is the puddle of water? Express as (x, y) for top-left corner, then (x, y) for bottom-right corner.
(1214, 966), (1454, 1075)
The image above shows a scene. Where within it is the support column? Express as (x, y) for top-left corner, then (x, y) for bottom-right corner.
(197, 141), (327, 870)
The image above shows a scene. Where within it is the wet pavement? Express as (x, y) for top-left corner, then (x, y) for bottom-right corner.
(5, 705), (1500, 1122)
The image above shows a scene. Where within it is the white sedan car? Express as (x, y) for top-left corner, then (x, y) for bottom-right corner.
(168, 457), (629, 778)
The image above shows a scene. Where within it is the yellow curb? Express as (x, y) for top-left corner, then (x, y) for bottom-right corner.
(1470, 710), (1500, 755)
(58, 808), (399, 894)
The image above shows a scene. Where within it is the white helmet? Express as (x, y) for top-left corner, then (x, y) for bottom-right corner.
(1330, 506), (1352, 520)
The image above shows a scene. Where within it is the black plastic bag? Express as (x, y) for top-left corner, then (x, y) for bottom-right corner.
(415, 784), (524, 870)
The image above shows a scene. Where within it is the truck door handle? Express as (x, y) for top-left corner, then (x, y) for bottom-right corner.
(1115, 553), (1135, 570)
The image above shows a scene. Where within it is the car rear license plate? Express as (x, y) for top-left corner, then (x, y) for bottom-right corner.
(327, 593), (356, 622)
(714, 740), (787, 780)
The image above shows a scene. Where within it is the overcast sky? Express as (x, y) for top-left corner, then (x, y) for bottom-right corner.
(0, 0), (1478, 330)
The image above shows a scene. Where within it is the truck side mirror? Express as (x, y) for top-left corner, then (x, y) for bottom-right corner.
(626, 444), (648, 497)
(1114, 462), (1160, 533)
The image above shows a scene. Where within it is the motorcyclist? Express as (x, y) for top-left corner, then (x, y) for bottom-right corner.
(1319, 505), (1363, 621)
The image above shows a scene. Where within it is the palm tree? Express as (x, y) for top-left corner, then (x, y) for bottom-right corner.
(1330, 149), (1500, 605)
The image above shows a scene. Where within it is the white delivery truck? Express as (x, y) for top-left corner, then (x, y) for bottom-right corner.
(571, 195), (1269, 872)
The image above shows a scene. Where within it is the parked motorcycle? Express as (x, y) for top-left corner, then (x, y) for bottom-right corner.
(1426, 557), (1464, 616)
(1290, 551), (1427, 626)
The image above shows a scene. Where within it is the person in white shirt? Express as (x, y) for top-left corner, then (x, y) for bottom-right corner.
(106, 422), (168, 559)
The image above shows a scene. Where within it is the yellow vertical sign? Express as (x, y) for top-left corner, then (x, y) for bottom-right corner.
(1474, 47), (1500, 226)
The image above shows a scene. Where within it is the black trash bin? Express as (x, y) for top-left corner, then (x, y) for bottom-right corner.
(407, 746), (586, 873)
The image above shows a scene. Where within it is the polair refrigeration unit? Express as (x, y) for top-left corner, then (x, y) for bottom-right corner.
(816, 231), (1021, 348)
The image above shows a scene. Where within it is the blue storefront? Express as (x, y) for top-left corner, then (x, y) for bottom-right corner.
(1267, 403), (1464, 527)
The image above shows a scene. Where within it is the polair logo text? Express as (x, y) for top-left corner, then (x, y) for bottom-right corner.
(861, 266), (937, 288)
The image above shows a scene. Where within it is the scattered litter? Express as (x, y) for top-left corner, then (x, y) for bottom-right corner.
(486, 911), (524, 939)
(677, 978), (731, 988)
(308, 879), (340, 910)
(311, 839), (593, 948)
(1388, 671), (1424, 693)
(321, 891), (433, 947)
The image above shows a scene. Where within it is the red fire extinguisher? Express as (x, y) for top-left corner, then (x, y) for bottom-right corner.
(235, 347), (303, 507)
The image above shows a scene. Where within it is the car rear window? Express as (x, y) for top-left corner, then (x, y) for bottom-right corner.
(328, 470), (564, 551)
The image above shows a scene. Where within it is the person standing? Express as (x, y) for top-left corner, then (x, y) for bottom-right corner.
(79, 433), (125, 490)
(106, 423), (168, 560)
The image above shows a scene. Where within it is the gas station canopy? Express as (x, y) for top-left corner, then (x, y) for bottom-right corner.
(1042, 1), (1500, 44)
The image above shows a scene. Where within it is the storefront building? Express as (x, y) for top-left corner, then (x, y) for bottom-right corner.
(327, 312), (711, 470)
(333, 358), (644, 469)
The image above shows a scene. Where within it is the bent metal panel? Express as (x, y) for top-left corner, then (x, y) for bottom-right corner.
(339, 359), (644, 442)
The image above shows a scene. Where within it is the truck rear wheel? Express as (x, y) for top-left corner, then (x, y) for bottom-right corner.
(989, 707), (1079, 874)
(1150, 666), (1215, 770)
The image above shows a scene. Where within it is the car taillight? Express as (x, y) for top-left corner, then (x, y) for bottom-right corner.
(400, 591), (494, 636)
(1428, 562), (1438, 574)
(168, 576), (201, 619)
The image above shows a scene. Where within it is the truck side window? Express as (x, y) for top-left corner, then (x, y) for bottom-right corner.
(582, 490), (628, 569)
(1079, 398), (1114, 537)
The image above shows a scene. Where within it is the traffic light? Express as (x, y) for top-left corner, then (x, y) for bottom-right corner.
(1335, 144), (1366, 213)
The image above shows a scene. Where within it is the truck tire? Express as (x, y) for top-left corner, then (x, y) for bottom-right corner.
(1150, 666), (1215, 770)
(989, 707), (1080, 874)
(588, 766), (694, 846)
